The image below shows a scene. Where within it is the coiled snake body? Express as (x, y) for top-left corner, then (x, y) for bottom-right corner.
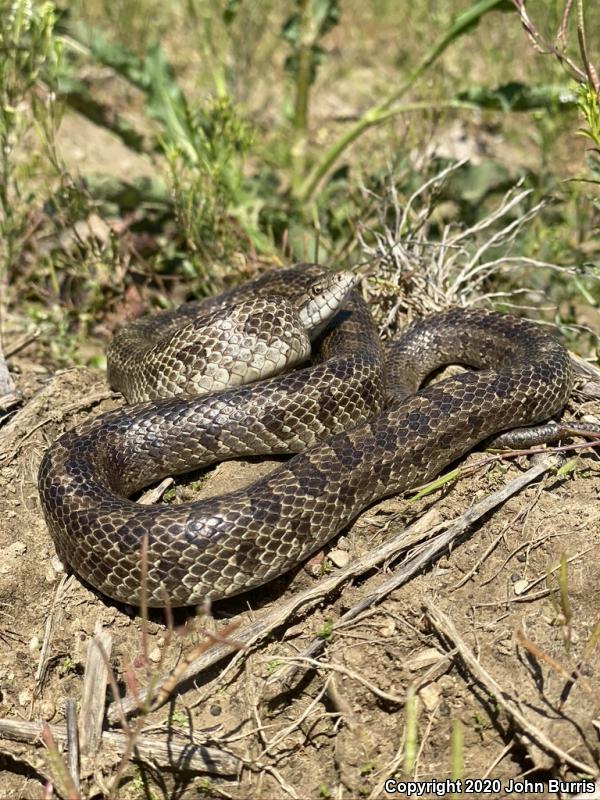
(38, 265), (573, 606)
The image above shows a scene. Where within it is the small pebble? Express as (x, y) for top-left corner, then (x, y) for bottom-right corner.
(10, 541), (27, 556)
(39, 699), (56, 721)
(28, 636), (40, 653)
(328, 549), (350, 569)
(513, 579), (529, 595)
(18, 688), (32, 707)
(419, 683), (441, 712)
(50, 555), (65, 573)
(210, 704), (222, 716)
(304, 551), (325, 577)
(379, 620), (396, 638)
(148, 646), (162, 664)
(45, 564), (57, 584)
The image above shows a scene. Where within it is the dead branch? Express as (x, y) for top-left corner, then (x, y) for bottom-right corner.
(0, 718), (240, 777)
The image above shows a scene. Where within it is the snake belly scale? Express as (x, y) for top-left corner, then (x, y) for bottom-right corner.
(38, 265), (573, 606)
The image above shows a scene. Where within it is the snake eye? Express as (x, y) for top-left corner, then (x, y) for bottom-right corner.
(311, 285), (323, 296)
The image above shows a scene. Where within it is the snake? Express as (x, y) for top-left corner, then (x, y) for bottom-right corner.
(38, 264), (574, 607)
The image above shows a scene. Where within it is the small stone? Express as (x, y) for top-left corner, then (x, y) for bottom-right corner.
(513, 579), (529, 595)
(304, 550), (325, 577)
(45, 564), (57, 584)
(379, 620), (396, 638)
(328, 549), (350, 569)
(18, 688), (32, 707)
(39, 699), (56, 721)
(419, 683), (441, 711)
(29, 636), (40, 653)
(50, 556), (65, 573)
(210, 704), (222, 716)
(10, 541), (26, 556)
(148, 646), (162, 664)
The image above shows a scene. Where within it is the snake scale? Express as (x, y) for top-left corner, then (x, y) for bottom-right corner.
(38, 264), (573, 607)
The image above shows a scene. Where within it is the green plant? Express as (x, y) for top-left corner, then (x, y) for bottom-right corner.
(50, 0), (583, 266)
(317, 619), (333, 639)
(0, 0), (61, 279)
(163, 95), (256, 282)
(359, 760), (376, 776)
(513, 0), (600, 165)
(294, 0), (519, 203)
(57, 655), (76, 676)
(282, 0), (340, 191)
(169, 709), (188, 727)
(546, 552), (573, 650)
(450, 718), (464, 789)
(196, 777), (212, 795)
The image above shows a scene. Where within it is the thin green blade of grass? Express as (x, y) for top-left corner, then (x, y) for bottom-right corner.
(407, 467), (462, 503)
(403, 684), (418, 778)
(583, 621), (600, 662)
(555, 459), (578, 477)
(450, 718), (464, 794)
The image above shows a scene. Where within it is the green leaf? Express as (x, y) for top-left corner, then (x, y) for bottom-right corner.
(408, 467), (462, 502)
(457, 82), (577, 112)
(223, 0), (242, 26)
(555, 459), (577, 478)
(141, 43), (195, 160)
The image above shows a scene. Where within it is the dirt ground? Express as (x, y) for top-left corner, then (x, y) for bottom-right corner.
(0, 295), (599, 800)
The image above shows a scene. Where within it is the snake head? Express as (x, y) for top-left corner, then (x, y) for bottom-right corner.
(298, 270), (356, 335)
